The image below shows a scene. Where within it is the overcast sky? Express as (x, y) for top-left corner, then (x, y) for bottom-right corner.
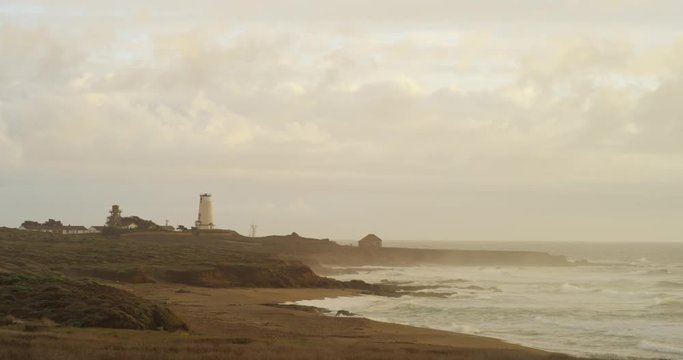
(1, 1), (682, 241)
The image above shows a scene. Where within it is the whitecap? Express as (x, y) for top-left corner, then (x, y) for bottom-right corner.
(637, 340), (683, 356)
(560, 282), (597, 293)
(449, 323), (480, 334)
(651, 296), (683, 309)
(531, 316), (609, 333)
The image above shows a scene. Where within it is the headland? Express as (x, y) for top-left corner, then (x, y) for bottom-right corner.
(0, 227), (585, 359)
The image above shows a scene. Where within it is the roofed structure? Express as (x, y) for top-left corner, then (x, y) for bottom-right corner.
(358, 234), (382, 249)
(19, 225), (89, 235)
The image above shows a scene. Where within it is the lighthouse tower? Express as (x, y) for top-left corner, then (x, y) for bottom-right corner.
(195, 193), (215, 230)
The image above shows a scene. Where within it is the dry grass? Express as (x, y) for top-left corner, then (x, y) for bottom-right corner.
(0, 228), (345, 288)
(0, 327), (579, 360)
(0, 228), (269, 276)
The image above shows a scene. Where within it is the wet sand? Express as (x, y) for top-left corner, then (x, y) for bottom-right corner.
(118, 283), (574, 359)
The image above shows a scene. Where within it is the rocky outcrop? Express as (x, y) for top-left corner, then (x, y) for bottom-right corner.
(161, 261), (343, 288)
(71, 267), (154, 284)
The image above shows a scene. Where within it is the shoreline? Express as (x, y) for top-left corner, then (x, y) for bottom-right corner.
(0, 228), (580, 359)
(118, 283), (576, 359)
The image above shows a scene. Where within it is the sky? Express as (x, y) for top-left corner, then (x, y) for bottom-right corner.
(1, 0), (683, 242)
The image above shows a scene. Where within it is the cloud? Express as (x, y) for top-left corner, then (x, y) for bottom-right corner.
(0, 118), (22, 166)
(9, 0), (683, 28)
(2, 25), (682, 181)
(631, 76), (683, 152)
(1, 2), (683, 240)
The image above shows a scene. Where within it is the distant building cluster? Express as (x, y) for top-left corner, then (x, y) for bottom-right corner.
(18, 194), (216, 235)
(19, 224), (94, 235)
(104, 205), (140, 230)
(19, 205), (140, 235)
(19, 223), (138, 235)
(16, 194), (382, 246)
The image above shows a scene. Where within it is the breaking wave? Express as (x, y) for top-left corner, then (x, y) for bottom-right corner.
(448, 323), (480, 334)
(559, 282), (598, 293)
(652, 297), (683, 310)
(295, 259), (683, 359)
(637, 340), (683, 356)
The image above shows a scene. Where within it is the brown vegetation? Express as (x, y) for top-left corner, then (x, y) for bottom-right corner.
(0, 228), (345, 288)
(0, 273), (186, 331)
(0, 228), (390, 293)
(162, 262), (341, 288)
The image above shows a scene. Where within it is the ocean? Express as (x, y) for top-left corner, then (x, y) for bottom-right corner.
(293, 241), (683, 359)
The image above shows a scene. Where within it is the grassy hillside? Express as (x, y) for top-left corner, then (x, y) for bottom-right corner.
(0, 228), (265, 274)
(0, 228), (355, 289)
(0, 227), (569, 289)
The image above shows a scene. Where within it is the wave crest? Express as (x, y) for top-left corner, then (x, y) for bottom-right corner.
(449, 323), (480, 334)
(637, 340), (683, 356)
(560, 283), (597, 293)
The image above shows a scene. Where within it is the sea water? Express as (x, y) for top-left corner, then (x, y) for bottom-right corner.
(293, 242), (683, 359)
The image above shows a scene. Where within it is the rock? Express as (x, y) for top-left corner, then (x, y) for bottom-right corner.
(335, 310), (355, 317)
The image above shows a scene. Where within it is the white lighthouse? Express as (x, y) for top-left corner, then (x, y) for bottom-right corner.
(195, 193), (215, 230)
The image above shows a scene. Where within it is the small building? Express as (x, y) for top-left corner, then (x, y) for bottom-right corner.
(358, 234), (382, 249)
(62, 225), (89, 234)
(88, 226), (105, 233)
(19, 225), (59, 233)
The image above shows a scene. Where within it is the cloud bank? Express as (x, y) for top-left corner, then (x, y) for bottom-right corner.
(1, 1), (682, 241)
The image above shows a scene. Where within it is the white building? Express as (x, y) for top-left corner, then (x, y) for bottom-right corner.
(20, 225), (89, 235)
(88, 226), (104, 233)
(195, 193), (215, 230)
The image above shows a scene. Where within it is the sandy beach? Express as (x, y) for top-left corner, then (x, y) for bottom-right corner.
(115, 283), (574, 359)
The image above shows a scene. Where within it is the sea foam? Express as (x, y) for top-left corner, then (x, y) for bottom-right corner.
(295, 261), (683, 359)
(637, 340), (683, 356)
